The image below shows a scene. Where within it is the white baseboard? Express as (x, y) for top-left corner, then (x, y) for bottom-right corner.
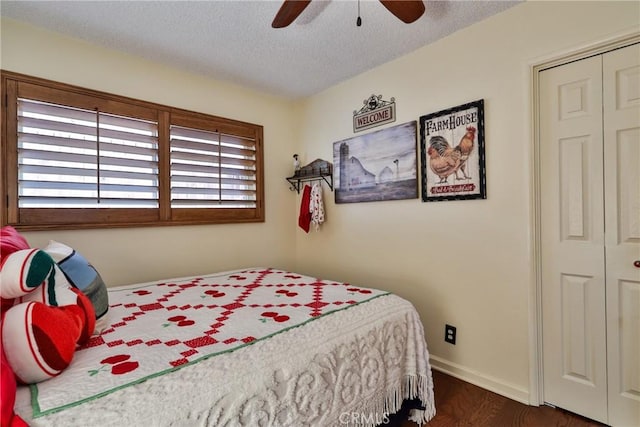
(429, 355), (532, 405)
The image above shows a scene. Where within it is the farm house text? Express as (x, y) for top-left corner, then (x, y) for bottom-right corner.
(424, 111), (478, 136)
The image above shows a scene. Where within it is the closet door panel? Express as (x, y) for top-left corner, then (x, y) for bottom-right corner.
(603, 42), (640, 427)
(540, 55), (607, 424)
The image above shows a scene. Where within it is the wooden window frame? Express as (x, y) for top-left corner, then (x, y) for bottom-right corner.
(1, 71), (264, 230)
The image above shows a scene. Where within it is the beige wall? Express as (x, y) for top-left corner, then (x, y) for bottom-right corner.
(0, 18), (299, 286)
(294, 1), (639, 402)
(1, 0), (638, 405)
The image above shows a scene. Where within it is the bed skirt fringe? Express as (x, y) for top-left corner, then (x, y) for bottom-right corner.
(357, 373), (436, 427)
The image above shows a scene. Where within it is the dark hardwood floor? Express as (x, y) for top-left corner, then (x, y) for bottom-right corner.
(402, 370), (607, 427)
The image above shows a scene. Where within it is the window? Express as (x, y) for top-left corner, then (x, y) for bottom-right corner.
(17, 98), (159, 209)
(1, 71), (264, 229)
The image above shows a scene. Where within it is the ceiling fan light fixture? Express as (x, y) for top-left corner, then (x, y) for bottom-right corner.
(271, 0), (425, 29)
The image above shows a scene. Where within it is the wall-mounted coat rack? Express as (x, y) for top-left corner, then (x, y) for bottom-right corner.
(286, 159), (333, 194)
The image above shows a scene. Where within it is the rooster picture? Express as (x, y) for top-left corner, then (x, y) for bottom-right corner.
(427, 126), (476, 183)
(421, 99), (486, 201)
(455, 126), (476, 180)
(427, 136), (460, 183)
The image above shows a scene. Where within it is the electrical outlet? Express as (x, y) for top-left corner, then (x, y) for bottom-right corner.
(445, 324), (456, 345)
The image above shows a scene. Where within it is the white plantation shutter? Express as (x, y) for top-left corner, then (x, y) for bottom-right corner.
(170, 125), (257, 208)
(17, 98), (159, 208)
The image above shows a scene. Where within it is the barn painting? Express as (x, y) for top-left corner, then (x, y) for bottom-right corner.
(333, 121), (418, 204)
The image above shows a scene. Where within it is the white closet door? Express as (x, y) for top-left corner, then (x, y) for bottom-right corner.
(540, 55), (607, 424)
(603, 43), (640, 427)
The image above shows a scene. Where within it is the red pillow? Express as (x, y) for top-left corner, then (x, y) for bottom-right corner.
(0, 338), (28, 427)
(0, 226), (29, 263)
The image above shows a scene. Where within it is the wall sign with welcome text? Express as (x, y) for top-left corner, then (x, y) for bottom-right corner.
(353, 94), (396, 133)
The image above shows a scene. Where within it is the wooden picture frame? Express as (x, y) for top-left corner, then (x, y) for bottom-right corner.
(419, 99), (486, 202)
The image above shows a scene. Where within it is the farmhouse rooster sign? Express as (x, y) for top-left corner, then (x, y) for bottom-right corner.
(419, 99), (486, 202)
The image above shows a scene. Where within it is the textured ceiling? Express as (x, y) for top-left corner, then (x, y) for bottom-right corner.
(0, 0), (521, 100)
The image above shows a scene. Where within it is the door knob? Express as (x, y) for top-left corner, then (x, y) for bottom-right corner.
(635, 260), (640, 268)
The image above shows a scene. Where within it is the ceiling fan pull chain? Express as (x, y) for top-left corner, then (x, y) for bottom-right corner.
(357, 0), (362, 27)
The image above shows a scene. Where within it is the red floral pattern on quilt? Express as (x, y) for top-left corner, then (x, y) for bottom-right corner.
(29, 268), (387, 417)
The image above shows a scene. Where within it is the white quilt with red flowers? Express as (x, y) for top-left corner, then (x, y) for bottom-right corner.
(25, 268), (388, 415)
(16, 267), (435, 426)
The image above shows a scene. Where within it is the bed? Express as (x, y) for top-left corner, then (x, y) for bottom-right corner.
(14, 267), (435, 426)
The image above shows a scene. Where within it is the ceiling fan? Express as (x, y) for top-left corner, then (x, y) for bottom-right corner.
(271, 0), (426, 28)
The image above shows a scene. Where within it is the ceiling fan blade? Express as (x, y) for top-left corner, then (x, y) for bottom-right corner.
(272, 0), (312, 28)
(379, 0), (425, 24)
